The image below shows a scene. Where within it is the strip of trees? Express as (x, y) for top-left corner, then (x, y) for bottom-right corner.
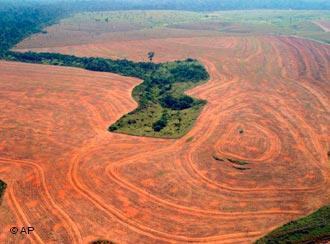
(5, 51), (208, 133)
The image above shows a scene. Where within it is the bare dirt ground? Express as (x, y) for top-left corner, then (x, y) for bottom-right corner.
(1, 32), (330, 243)
(15, 26), (220, 51)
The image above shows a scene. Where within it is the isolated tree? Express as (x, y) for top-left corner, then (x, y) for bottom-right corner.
(147, 51), (155, 62)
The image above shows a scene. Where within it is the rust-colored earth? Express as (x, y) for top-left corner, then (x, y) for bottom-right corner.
(1, 35), (330, 243)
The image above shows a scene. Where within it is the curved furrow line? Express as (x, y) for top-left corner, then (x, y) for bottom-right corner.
(67, 139), (265, 242)
(0, 158), (82, 243)
(106, 161), (302, 218)
(243, 38), (263, 63)
(185, 116), (327, 193)
(2, 35), (329, 243)
(182, 103), (326, 193)
(6, 185), (45, 244)
(214, 112), (282, 163)
(185, 142), (324, 193)
(110, 151), (303, 203)
(288, 37), (329, 82)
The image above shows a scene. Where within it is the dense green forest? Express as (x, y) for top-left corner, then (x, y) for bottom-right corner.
(256, 205), (330, 243)
(0, 3), (65, 55)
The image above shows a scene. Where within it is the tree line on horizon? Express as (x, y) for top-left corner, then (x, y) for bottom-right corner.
(1, 0), (329, 57)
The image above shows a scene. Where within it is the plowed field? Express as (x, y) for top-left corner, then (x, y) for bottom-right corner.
(1, 34), (330, 243)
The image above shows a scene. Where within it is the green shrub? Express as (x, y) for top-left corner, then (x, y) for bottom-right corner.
(91, 240), (115, 244)
(256, 205), (330, 244)
(0, 180), (7, 201)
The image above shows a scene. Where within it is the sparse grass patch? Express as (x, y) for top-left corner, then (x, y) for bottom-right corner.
(169, 10), (330, 43)
(157, 171), (167, 177)
(72, 10), (205, 29)
(186, 136), (194, 142)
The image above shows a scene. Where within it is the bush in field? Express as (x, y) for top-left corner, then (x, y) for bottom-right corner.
(0, 180), (7, 202)
(91, 240), (115, 244)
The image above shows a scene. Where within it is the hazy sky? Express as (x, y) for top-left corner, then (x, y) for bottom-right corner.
(1, 0), (329, 10)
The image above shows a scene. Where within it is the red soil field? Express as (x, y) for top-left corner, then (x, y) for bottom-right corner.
(1, 35), (330, 243)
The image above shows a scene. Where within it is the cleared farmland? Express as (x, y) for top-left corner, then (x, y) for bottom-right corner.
(1, 33), (330, 242)
(15, 10), (330, 51)
(1, 10), (330, 244)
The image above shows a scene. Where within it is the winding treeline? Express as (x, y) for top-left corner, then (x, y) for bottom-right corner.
(4, 51), (209, 136)
(5, 51), (158, 78)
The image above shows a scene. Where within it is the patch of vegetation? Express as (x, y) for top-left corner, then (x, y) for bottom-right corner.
(0, 180), (7, 202)
(4, 51), (208, 138)
(157, 171), (167, 177)
(213, 156), (249, 165)
(91, 240), (115, 244)
(4, 51), (158, 78)
(186, 136), (194, 142)
(109, 59), (209, 138)
(213, 155), (225, 161)
(233, 166), (250, 170)
(227, 158), (249, 166)
(256, 205), (330, 244)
